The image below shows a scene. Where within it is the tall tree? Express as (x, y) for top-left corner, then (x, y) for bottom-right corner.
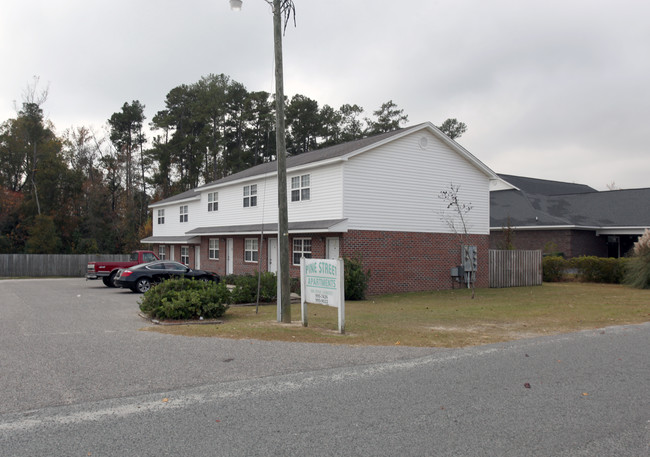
(338, 104), (366, 142)
(286, 94), (320, 155)
(438, 118), (467, 140)
(366, 100), (408, 134)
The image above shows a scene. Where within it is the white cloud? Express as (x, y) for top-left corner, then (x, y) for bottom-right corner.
(1, 0), (648, 190)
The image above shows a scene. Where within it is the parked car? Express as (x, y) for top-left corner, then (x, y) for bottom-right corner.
(114, 260), (220, 293)
(86, 251), (160, 287)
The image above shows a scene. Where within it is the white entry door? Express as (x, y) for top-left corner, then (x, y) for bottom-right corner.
(226, 238), (234, 275)
(194, 245), (201, 269)
(268, 238), (278, 274)
(326, 237), (340, 259)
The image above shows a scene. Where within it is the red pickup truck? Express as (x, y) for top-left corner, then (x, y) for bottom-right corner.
(86, 250), (159, 287)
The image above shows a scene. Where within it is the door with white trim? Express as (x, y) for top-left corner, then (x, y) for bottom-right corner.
(268, 238), (278, 274)
(326, 237), (340, 259)
(226, 238), (234, 275)
(194, 245), (201, 269)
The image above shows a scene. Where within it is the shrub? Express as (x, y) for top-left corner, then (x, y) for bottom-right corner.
(344, 255), (370, 300)
(542, 256), (567, 282)
(571, 256), (627, 284)
(624, 229), (650, 289)
(229, 272), (278, 304)
(139, 278), (230, 320)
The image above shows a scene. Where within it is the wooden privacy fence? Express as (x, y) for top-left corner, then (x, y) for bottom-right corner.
(0, 254), (129, 278)
(489, 249), (542, 288)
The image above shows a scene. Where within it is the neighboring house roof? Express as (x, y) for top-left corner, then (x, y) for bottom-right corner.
(491, 175), (650, 232)
(497, 174), (596, 195)
(149, 122), (501, 208)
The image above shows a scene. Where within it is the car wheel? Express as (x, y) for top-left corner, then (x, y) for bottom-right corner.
(105, 271), (117, 288)
(199, 276), (211, 283)
(135, 278), (152, 293)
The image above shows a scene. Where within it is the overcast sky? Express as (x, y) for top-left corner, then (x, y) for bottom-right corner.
(2, 0), (648, 190)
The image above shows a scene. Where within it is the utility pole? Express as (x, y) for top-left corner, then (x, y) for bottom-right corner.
(273, 0), (292, 323)
(230, 0), (293, 322)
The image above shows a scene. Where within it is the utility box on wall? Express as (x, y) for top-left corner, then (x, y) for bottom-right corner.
(462, 245), (478, 272)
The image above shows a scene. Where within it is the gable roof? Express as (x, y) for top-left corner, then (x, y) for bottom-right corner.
(150, 122), (500, 207)
(497, 174), (596, 195)
(491, 175), (650, 231)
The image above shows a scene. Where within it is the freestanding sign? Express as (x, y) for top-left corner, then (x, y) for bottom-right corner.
(300, 257), (345, 334)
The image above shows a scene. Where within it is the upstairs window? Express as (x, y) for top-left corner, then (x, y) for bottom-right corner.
(243, 185), (257, 207)
(208, 192), (218, 212)
(157, 209), (165, 224)
(209, 239), (219, 260)
(179, 205), (188, 223)
(292, 238), (312, 265)
(245, 238), (259, 262)
(291, 174), (310, 202)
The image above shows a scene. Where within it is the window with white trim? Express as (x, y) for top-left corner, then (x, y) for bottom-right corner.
(158, 245), (166, 260)
(181, 246), (189, 265)
(179, 205), (188, 223)
(209, 239), (219, 260)
(244, 238), (259, 262)
(207, 192), (218, 212)
(292, 238), (312, 265)
(243, 185), (257, 207)
(291, 174), (310, 202)
(157, 209), (165, 224)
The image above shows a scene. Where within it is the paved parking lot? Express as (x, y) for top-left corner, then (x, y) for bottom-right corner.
(0, 278), (435, 415)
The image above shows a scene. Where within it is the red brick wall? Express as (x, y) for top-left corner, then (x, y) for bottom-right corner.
(341, 230), (490, 295)
(153, 230), (489, 295)
(490, 229), (607, 258)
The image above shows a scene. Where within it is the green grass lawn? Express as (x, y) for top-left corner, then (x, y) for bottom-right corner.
(143, 282), (650, 347)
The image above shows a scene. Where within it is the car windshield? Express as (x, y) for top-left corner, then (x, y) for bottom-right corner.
(129, 252), (138, 262)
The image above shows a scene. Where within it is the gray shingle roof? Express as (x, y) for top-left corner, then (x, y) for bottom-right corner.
(497, 174), (596, 195)
(491, 176), (650, 229)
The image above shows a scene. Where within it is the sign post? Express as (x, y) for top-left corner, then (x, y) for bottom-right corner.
(300, 257), (345, 334)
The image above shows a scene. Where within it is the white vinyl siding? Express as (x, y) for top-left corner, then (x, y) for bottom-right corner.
(342, 132), (490, 234)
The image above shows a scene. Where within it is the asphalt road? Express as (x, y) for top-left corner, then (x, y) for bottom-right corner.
(1, 278), (648, 456)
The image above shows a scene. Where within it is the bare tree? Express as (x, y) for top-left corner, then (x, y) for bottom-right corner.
(438, 183), (477, 297)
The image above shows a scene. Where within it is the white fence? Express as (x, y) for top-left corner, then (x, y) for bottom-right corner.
(0, 254), (129, 277)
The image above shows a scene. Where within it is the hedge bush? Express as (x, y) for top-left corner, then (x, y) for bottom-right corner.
(344, 255), (371, 300)
(139, 278), (230, 320)
(542, 256), (567, 282)
(229, 272), (278, 304)
(572, 256), (628, 284)
(542, 255), (628, 284)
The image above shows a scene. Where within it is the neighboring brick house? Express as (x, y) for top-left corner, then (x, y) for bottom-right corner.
(490, 174), (650, 258)
(141, 122), (503, 295)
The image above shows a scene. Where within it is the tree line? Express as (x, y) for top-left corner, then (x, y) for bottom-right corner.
(0, 74), (466, 254)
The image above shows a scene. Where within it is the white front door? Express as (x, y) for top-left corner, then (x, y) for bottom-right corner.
(226, 238), (234, 275)
(326, 237), (340, 259)
(194, 245), (201, 269)
(268, 238), (278, 274)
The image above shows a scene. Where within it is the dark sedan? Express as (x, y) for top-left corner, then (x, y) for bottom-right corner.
(114, 260), (220, 293)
